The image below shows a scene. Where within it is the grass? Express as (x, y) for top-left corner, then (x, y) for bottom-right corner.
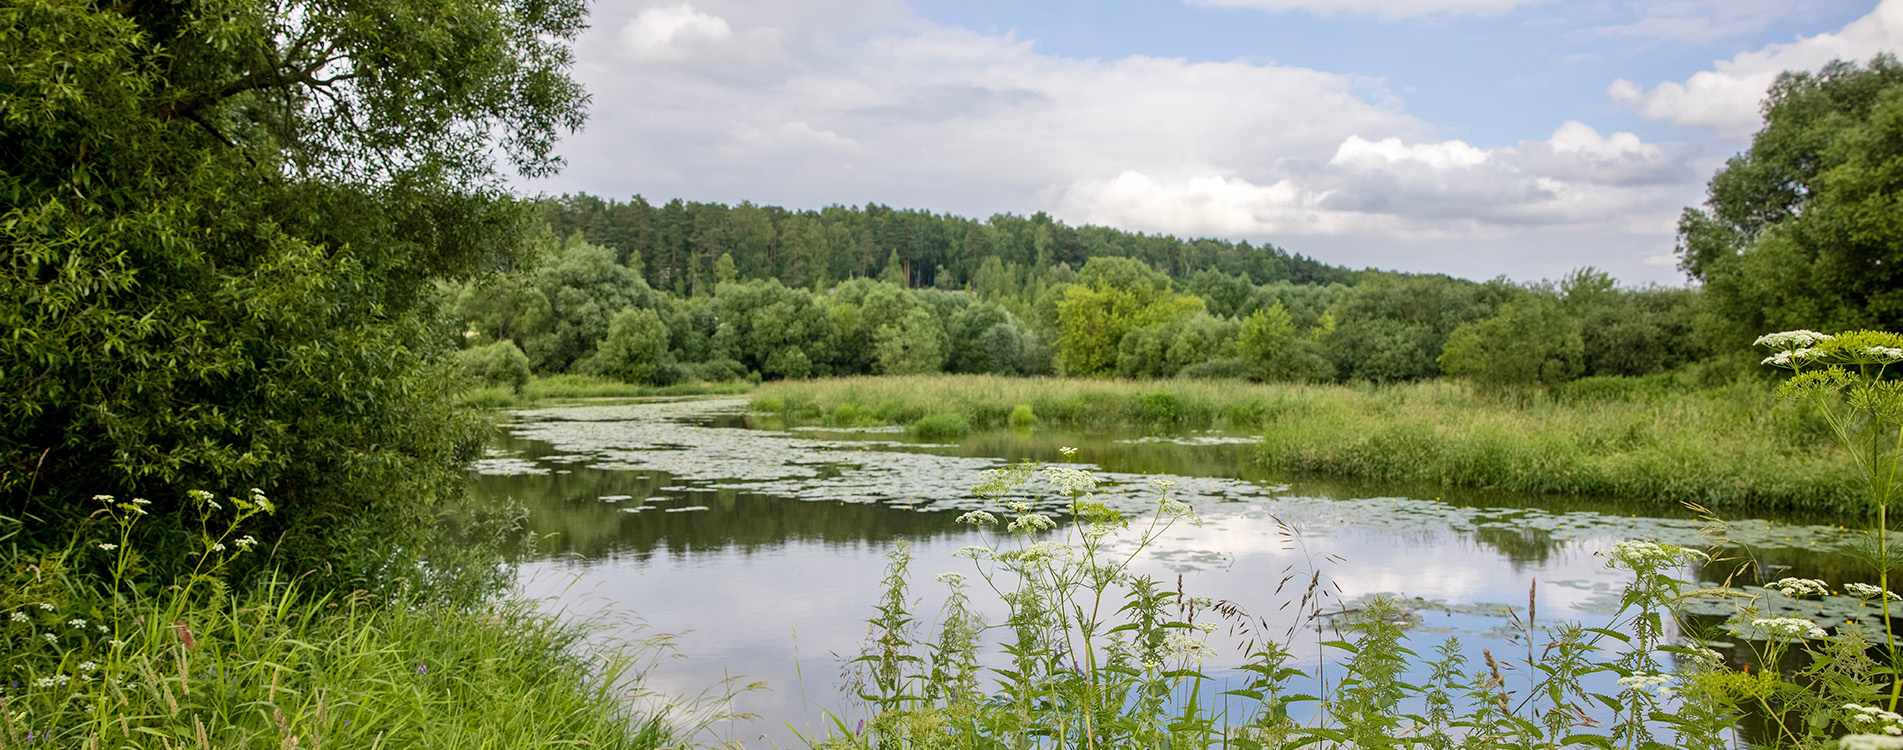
(751, 374), (1856, 512)
(2, 580), (686, 749)
(460, 374), (754, 408)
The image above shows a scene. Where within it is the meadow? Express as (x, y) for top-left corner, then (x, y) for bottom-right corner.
(752, 373), (1855, 513)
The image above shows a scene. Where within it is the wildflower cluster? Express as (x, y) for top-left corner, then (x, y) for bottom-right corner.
(1602, 540), (1707, 571)
(1846, 704), (1903, 736)
(1769, 577), (1831, 598)
(1752, 617), (1829, 641)
(1847, 583), (1901, 601)
(1616, 672), (1673, 698)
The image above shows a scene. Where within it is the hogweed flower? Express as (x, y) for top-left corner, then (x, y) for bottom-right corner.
(952, 545), (992, 560)
(235, 535), (257, 549)
(1847, 582), (1901, 601)
(42, 633), (56, 643)
(1150, 478), (1174, 490)
(97, 543), (116, 551)
(10, 612), (28, 623)
(1164, 632), (1212, 665)
(1043, 466), (1097, 496)
(1753, 617), (1828, 640)
(956, 511), (998, 526)
(934, 572), (966, 585)
(1845, 704), (1903, 736)
(77, 661), (96, 673)
(1769, 577), (1830, 598)
(67, 619), (85, 629)
(37, 603), (53, 611)
(1616, 672), (1674, 698)
(1007, 513), (1057, 533)
(1755, 330), (1833, 349)
(1602, 540), (1707, 571)
(1059, 446), (1077, 457)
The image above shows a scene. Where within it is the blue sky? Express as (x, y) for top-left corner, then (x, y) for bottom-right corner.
(525, 0), (1901, 285)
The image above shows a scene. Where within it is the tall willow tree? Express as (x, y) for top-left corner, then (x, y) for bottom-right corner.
(0, 0), (587, 585)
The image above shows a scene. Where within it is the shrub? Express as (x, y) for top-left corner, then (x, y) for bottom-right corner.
(457, 340), (533, 393)
(1008, 404), (1037, 429)
(909, 412), (970, 440)
(690, 358), (748, 383)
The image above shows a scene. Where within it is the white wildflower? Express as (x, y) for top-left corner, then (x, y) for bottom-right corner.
(131, 497), (151, 505)
(188, 489), (213, 503)
(67, 619), (85, 628)
(10, 612), (27, 623)
(97, 543), (116, 551)
(935, 572), (965, 586)
(1616, 672), (1674, 698)
(109, 639), (125, 649)
(1164, 632), (1212, 665)
(1845, 704), (1903, 736)
(250, 488), (274, 512)
(1753, 617), (1828, 640)
(210, 542), (226, 553)
(1847, 583), (1902, 601)
(1682, 644), (1724, 667)
(1059, 446), (1077, 457)
(1005, 501), (1030, 514)
(77, 661), (96, 672)
(42, 633), (56, 643)
(235, 535), (257, 549)
(1195, 621), (1218, 634)
(1043, 466), (1097, 496)
(96, 624), (108, 633)
(1755, 330), (1833, 349)
(1602, 540), (1706, 571)
(37, 603), (54, 611)
(1083, 522), (1116, 539)
(1140, 657), (1162, 672)
(1150, 478), (1175, 490)
(1018, 541), (1068, 562)
(1769, 577), (1830, 598)
(1007, 513), (1057, 533)
(1867, 346), (1903, 363)
(952, 545), (992, 560)
(956, 511), (999, 526)
(93, 494), (114, 503)
(33, 675), (70, 688)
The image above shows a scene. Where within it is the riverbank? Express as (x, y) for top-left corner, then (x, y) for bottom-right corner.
(751, 374), (1853, 512)
(461, 374), (754, 408)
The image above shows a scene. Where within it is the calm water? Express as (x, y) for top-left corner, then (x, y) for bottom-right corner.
(468, 397), (1869, 748)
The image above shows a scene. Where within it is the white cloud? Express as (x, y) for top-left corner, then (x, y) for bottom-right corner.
(1609, 0), (1903, 139)
(1047, 122), (1683, 243)
(1185, 0), (1541, 20)
(1593, 0), (1828, 44)
(533, 0), (1710, 284)
(617, 3), (782, 63)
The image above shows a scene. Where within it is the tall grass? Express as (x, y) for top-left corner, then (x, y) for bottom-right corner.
(461, 374), (754, 408)
(752, 375), (1853, 513)
(1, 490), (701, 749)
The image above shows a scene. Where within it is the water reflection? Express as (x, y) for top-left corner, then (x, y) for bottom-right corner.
(472, 398), (1863, 748)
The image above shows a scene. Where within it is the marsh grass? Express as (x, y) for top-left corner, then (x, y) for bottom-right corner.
(461, 374), (754, 408)
(753, 375), (1851, 512)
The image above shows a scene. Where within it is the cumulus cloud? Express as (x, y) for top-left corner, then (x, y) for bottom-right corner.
(1609, 0), (1903, 139)
(534, 0), (1708, 283)
(1185, 0), (1540, 20)
(1047, 122), (1683, 243)
(617, 3), (782, 63)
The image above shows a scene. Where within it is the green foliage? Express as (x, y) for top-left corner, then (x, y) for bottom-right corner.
(1008, 404), (1037, 429)
(713, 279), (839, 380)
(455, 340), (532, 393)
(0, 0), (590, 585)
(1056, 259), (1206, 377)
(1679, 56), (1903, 342)
(909, 412), (971, 440)
(1324, 274), (1501, 383)
(1438, 294), (1585, 389)
(524, 235), (656, 373)
(590, 307), (671, 385)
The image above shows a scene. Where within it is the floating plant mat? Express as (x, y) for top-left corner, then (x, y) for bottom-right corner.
(481, 399), (1859, 555)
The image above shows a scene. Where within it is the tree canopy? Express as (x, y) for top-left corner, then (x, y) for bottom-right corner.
(1678, 55), (1903, 341)
(1, 0), (586, 584)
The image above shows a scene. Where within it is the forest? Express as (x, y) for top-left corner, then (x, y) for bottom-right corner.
(450, 198), (1711, 393)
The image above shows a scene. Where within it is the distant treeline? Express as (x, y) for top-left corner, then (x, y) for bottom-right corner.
(444, 194), (1719, 392)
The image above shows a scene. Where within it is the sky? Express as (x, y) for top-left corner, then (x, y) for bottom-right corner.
(520, 0), (1903, 285)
